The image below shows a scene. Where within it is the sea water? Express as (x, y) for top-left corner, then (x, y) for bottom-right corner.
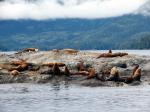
(0, 84), (150, 112)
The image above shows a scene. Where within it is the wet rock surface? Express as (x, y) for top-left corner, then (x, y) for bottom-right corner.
(0, 51), (149, 87)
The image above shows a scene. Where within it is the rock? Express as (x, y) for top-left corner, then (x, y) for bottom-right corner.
(0, 51), (149, 87)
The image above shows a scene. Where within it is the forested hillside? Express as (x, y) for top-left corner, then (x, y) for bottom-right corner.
(0, 14), (150, 51)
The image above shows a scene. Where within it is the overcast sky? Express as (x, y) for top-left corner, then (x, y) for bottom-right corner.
(0, 0), (148, 20)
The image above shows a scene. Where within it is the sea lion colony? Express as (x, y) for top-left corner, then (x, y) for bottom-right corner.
(0, 48), (142, 84)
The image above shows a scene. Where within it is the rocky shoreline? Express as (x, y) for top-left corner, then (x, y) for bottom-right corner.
(0, 50), (150, 87)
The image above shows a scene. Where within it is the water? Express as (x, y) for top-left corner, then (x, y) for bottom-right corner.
(1, 50), (150, 56)
(0, 83), (150, 112)
(87, 50), (150, 56)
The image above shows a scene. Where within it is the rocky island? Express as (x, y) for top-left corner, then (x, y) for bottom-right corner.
(0, 49), (149, 87)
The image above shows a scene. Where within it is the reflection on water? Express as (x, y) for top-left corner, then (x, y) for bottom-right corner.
(0, 83), (150, 112)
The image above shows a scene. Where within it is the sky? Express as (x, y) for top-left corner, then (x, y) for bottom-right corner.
(0, 0), (148, 20)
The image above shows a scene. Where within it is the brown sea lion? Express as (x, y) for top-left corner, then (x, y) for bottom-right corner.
(64, 66), (70, 76)
(131, 65), (139, 76)
(62, 49), (78, 54)
(106, 66), (120, 81)
(76, 61), (85, 71)
(73, 71), (89, 76)
(9, 63), (28, 72)
(87, 68), (96, 79)
(108, 50), (112, 53)
(112, 53), (128, 57)
(23, 48), (38, 52)
(125, 66), (141, 83)
(132, 68), (141, 81)
(42, 62), (66, 67)
(10, 60), (26, 66)
(52, 49), (60, 53)
(52, 63), (61, 75)
(16, 48), (38, 54)
(97, 52), (128, 58)
(97, 53), (112, 58)
(10, 70), (20, 76)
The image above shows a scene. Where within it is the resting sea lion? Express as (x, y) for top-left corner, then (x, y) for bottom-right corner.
(87, 68), (96, 79)
(42, 62), (66, 67)
(64, 66), (70, 76)
(16, 48), (38, 54)
(62, 49), (78, 54)
(106, 66), (119, 81)
(9, 63), (28, 72)
(125, 66), (141, 83)
(10, 70), (20, 76)
(76, 61), (85, 71)
(52, 49), (60, 53)
(23, 48), (38, 52)
(132, 68), (141, 81)
(73, 71), (89, 76)
(131, 65), (139, 76)
(52, 63), (61, 75)
(10, 60), (26, 66)
(97, 52), (128, 58)
(108, 50), (112, 53)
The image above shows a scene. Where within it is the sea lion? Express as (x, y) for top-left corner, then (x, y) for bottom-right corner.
(97, 53), (112, 58)
(23, 48), (38, 52)
(112, 53), (128, 57)
(87, 68), (96, 79)
(64, 66), (70, 76)
(10, 70), (20, 76)
(108, 50), (112, 53)
(106, 66), (120, 81)
(125, 66), (141, 83)
(132, 68), (141, 81)
(10, 60), (26, 66)
(76, 61), (85, 71)
(73, 71), (89, 76)
(52, 49), (60, 53)
(97, 52), (128, 58)
(42, 62), (66, 67)
(52, 63), (61, 76)
(62, 49), (78, 54)
(131, 65), (139, 76)
(9, 63), (28, 72)
(16, 48), (38, 54)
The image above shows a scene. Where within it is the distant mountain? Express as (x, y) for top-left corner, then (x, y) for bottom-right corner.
(0, 14), (150, 51)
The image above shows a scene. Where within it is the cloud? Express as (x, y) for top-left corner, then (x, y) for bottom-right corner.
(0, 0), (148, 20)
(135, 0), (150, 16)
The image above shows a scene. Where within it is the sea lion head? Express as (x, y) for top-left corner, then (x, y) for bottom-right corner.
(10, 70), (20, 76)
(110, 66), (118, 75)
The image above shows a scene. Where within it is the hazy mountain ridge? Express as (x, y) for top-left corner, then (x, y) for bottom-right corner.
(0, 14), (150, 51)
